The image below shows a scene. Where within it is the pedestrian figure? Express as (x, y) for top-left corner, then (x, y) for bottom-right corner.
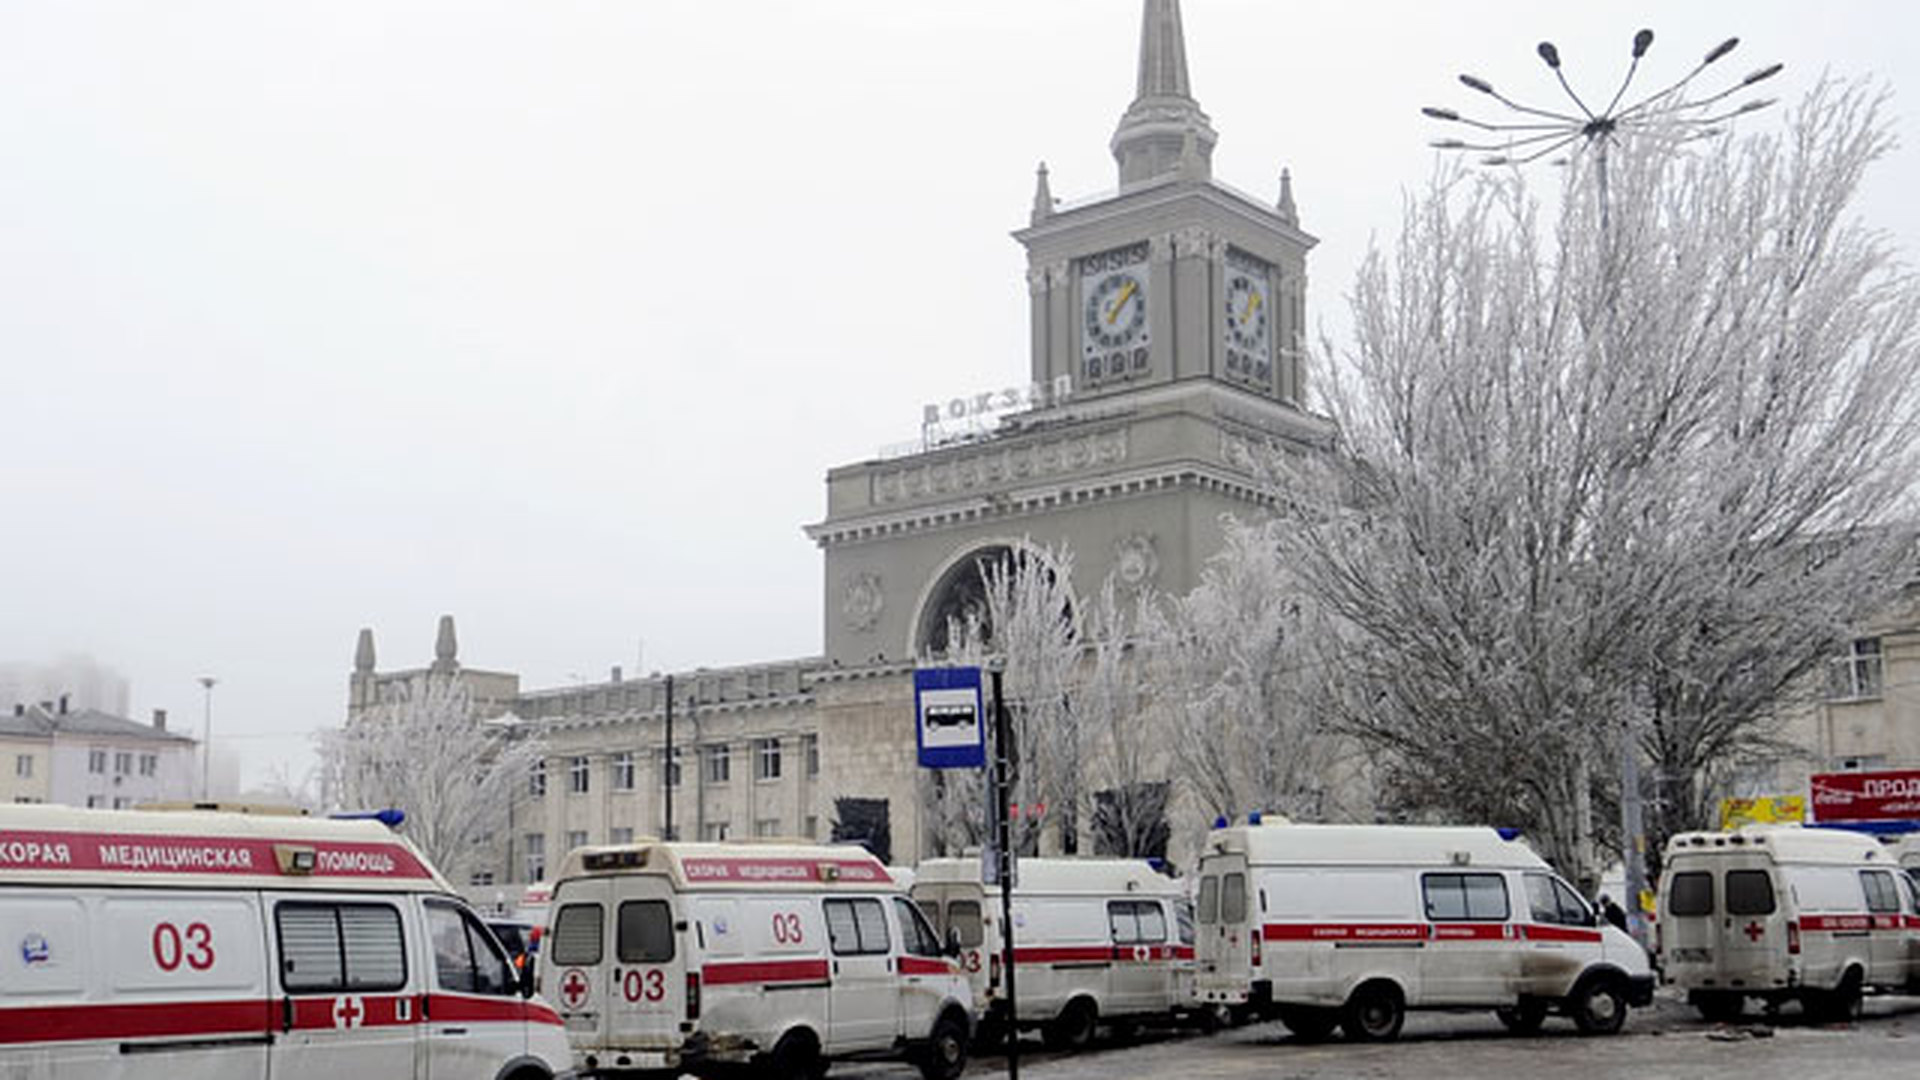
(1599, 894), (1629, 932)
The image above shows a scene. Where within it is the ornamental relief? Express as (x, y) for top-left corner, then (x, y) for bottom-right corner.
(1113, 533), (1160, 590)
(841, 572), (885, 633)
(873, 430), (1129, 505)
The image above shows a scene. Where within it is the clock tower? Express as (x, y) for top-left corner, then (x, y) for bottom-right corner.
(806, 0), (1331, 863)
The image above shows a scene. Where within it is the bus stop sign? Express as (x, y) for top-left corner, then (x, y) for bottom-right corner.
(914, 666), (986, 769)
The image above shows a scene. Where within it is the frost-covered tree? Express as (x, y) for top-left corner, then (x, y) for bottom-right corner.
(1271, 79), (1920, 886)
(923, 542), (1082, 855)
(1081, 575), (1172, 859)
(319, 672), (546, 883)
(1142, 517), (1347, 840)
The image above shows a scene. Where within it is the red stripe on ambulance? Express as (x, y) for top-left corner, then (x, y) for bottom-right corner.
(0, 999), (272, 1045)
(701, 958), (832, 986)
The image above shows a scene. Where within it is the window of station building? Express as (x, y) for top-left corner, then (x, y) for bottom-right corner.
(610, 827), (635, 845)
(470, 871), (495, 887)
(13, 754), (30, 779)
(88, 748), (106, 774)
(612, 751), (635, 790)
(754, 738), (781, 781)
(569, 756), (590, 795)
(112, 797), (130, 810)
(1829, 637), (1885, 700)
(703, 821), (731, 842)
(86, 795), (103, 808)
(704, 744), (730, 785)
(804, 733), (819, 777)
(566, 830), (588, 853)
(660, 747), (682, 788)
(528, 761), (547, 798)
(524, 834), (546, 882)
(804, 815), (819, 839)
(114, 751), (132, 775)
(754, 818), (781, 838)
(138, 753), (157, 777)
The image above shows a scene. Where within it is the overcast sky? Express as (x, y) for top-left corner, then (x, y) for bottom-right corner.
(5, 1), (1918, 790)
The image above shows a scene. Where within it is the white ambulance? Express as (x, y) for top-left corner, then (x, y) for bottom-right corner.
(1193, 819), (1653, 1041)
(0, 803), (575, 1080)
(1658, 825), (1920, 1021)
(910, 856), (1195, 1049)
(543, 841), (973, 1079)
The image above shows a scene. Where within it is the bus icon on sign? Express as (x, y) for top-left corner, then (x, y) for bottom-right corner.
(924, 704), (976, 729)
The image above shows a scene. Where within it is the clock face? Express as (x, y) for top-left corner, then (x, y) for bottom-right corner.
(1081, 245), (1152, 380)
(1224, 254), (1274, 383)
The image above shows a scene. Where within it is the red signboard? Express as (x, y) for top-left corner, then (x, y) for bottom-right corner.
(1809, 769), (1920, 823)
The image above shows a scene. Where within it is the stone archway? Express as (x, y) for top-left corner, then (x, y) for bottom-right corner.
(914, 543), (1016, 658)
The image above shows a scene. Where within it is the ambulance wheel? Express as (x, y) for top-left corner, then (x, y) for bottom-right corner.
(763, 1029), (827, 1080)
(1569, 975), (1628, 1035)
(1495, 998), (1548, 1035)
(1690, 991), (1745, 1023)
(1043, 998), (1098, 1051)
(1807, 969), (1863, 1024)
(1277, 1005), (1340, 1043)
(917, 1012), (969, 1080)
(1341, 982), (1404, 1042)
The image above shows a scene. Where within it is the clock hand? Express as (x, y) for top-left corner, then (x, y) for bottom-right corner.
(1106, 280), (1138, 324)
(1241, 291), (1263, 325)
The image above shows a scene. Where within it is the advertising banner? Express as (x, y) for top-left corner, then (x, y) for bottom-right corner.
(1809, 769), (1920, 823)
(1718, 794), (1807, 830)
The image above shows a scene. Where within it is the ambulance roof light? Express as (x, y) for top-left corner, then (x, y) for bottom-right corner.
(1248, 811), (1263, 826)
(1213, 816), (1229, 830)
(331, 808), (407, 829)
(1495, 827), (1522, 842)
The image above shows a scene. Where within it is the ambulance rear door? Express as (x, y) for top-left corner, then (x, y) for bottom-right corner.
(546, 879), (614, 1047)
(605, 877), (687, 1050)
(1196, 854), (1254, 995)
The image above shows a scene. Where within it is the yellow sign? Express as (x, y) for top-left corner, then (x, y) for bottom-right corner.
(1719, 795), (1807, 830)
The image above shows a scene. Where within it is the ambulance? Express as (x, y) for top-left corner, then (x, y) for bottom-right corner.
(910, 856), (1195, 1049)
(1657, 825), (1920, 1021)
(543, 841), (973, 1079)
(0, 803), (575, 1080)
(1193, 819), (1653, 1041)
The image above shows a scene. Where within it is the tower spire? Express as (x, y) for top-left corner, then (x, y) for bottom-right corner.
(1111, 0), (1216, 187)
(1031, 161), (1055, 225)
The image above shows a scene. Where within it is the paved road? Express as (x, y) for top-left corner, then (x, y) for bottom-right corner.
(841, 993), (1920, 1080)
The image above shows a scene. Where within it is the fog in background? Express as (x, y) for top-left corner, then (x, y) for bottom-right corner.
(5, 1), (1918, 789)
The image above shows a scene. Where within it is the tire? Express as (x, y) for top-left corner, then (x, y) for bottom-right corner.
(1690, 990), (1745, 1024)
(1495, 998), (1548, 1035)
(1277, 1005), (1340, 1042)
(1806, 969), (1863, 1024)
(1341, 982), (1405, 1042)
(1043, 998), (1098, 1051)
(764, 1030), (827, 1080)
(917, 1013), (969, 1080)
(1569, 975), (1629, 1036)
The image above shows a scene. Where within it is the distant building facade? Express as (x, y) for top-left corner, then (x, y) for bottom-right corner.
(1, 699), (197, 808)
(0, 655), (131, 719)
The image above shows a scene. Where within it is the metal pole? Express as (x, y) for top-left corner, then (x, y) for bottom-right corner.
(991, 669), (1018, 1080)
(664, 673), (675, 841)
(197, 676), (217, 801)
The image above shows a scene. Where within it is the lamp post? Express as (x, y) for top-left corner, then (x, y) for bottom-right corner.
(197, 676), (218, 801)
(1424, 30), (1781, 945)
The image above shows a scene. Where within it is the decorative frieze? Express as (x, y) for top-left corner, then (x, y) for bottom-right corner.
(873, 429), (1129, 505)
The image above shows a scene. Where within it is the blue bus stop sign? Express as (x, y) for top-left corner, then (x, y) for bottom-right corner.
(914, 666), (986, 769)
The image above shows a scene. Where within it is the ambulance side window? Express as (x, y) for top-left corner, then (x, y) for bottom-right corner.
(894, 898), (944, 957)
(824, 898), (892, 955)
(1725, 871), (1776, 916)
(1524, 874), (1593, 926)
(550, 903), (605, 965)
(424, 900), (516, 996)
(1175, 900), (1195, 946)
(1899, 872), (1920, 916)
(1668, 872), (1713, 916)
(275, 901), (407, 994)
(947, 900), (984, 948)
(1109, 900), (1168, 945)
(1197, 876), (1219, 924)
(1422, 873), (1509, 921)
(1220, 874), (1247, 924)
(618, 901), (675, 963)
(1860, 870), (1901, 914)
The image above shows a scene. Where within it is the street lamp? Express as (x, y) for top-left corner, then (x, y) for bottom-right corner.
(1424, 30), (1781, 946)
(198, 676), (217, 801)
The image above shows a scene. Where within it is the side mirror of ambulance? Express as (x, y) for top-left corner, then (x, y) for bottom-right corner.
(519, 962), (537, 999)
(945, 927), (963, 959)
